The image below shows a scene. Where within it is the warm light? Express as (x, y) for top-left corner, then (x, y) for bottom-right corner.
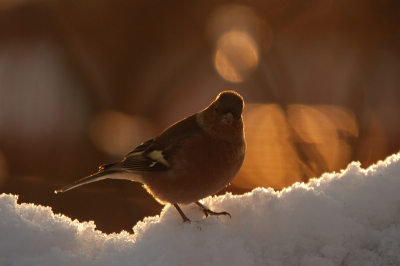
(355, 114), (387, 166)
(214, 31), (259, 82)
(233, 104), (302, 189)
(234, 104), (359, 190)
(207, 4), (272, 82)
(287, 105), (358, 173)
(88, 111), (156, 157)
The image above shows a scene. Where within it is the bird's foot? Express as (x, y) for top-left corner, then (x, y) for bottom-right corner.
(173, 204), (191, 222)
(195, 201), (231, 219)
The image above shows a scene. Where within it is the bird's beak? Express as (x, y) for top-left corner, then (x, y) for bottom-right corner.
(221, 112), (233, 124)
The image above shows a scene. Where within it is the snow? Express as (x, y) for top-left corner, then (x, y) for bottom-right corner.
(1, 154), (400, 266)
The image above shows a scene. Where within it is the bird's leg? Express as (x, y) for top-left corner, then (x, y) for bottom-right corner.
(195, 202), (231, 219)
(173, 204), (191, 222)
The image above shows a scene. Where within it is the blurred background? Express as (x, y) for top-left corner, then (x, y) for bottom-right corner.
(1, 0), (400, 233)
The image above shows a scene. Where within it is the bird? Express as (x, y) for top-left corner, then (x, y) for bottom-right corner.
(55, 90), (246, 222)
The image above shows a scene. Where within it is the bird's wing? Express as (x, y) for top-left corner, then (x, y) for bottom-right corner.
(55, 114), (205, 194)
(100, 138), (170, 173)
(106, 114), (203, 173)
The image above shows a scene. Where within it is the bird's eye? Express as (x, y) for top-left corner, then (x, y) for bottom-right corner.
(214, 106), (218, 112)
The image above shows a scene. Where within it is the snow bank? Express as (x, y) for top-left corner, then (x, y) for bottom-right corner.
(1, 154), (400, 266)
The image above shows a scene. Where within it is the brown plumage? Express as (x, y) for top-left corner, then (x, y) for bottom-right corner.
(55, 91), (246, 222)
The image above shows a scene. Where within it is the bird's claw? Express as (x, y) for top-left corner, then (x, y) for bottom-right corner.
(174, 202), (231, 223)
(182, 217), (191, 223)
(202, 209), (231, 218)
(195, 201), (231, 219)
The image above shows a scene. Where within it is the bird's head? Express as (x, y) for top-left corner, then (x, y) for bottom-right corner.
(199, 91), (245, 139)
(213, 91), (244, 124)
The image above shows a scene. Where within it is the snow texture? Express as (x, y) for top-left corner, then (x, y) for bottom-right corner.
(1, 153), (400, 266)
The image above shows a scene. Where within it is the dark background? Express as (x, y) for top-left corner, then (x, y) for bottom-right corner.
(1, 0), (399, 233)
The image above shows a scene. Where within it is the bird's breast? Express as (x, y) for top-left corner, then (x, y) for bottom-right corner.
(178, 136), (243, 189)
(142, 133), (245, 205)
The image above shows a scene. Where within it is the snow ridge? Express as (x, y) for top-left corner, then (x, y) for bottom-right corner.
(1, 154), (400, 265)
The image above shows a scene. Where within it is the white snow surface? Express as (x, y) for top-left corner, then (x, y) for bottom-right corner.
(1, 154), (400, 266)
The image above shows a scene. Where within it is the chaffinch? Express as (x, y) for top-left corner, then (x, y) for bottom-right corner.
(56, 90), (246, 222)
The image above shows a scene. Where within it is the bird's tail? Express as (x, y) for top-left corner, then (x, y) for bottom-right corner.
(55, 170), (118, 194)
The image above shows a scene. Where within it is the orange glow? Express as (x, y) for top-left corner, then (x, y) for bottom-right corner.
(214, 31), (259, 82)
(88, 111), (156, 157)
(233, 104), (302, 189)
(355, 114), (387, 167)
(207, 4), (272, 82)
(234, 104), (359, 190)
(287, 105), (358, 173)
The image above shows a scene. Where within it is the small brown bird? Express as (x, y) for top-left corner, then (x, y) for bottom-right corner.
(55, 90), (246, 222)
